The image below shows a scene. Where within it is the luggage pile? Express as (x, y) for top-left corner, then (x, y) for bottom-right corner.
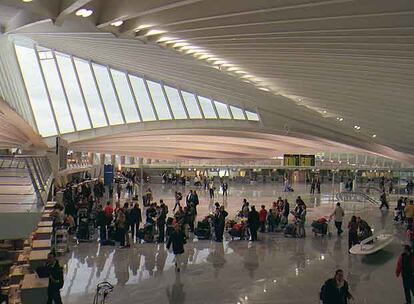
(311, 217), (330, 237)
(194, 217), (211, 240)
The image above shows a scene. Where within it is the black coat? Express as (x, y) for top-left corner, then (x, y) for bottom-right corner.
(248, 210), (260, 229)
(130, 207), (142, 223)
(47, 260), (64, 290)
(166, 230), (186, 254)
(320, 278), (351, 304)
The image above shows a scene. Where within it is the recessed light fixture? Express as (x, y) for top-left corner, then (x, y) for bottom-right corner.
(235, 70), (247, 74)
(354, 125), (361, 130)
(322, 110), (327, 114)
(145, 29), (166, 36)
(259, 87), (270, 92)
(134, 24), (154, 32)
(22, 0), (33, 2)
(173, 42), (189, 48)
(75, 8), (93, 17)
(110, 20), (123, 27)
(298, 98), (302, 102)
(372, 134), (377, 138)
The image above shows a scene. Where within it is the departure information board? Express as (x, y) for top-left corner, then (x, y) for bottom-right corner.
(283, 154), (315, 166)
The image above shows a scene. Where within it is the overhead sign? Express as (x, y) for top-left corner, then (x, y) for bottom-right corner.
(284, 154), (315, 167)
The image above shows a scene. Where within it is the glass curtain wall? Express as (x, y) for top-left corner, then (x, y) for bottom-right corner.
(14, 43), (260, 137)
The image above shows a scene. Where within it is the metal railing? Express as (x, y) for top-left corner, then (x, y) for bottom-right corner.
(0, 155), (53, 205)
(336, 191), (380, 205)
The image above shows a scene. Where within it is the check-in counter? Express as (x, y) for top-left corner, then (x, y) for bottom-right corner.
(20, 273), (48, 304)
(37, 221), (53, 228)
(34, 227), (53, 241)
(28, 250), (49, 270)
(31, 240), (51, 251)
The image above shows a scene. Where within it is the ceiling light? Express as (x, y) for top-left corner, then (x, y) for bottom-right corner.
(22, 0), (33, 2)
(145, 29), (166, 36)
(156, 36), (177, 43)
(241, 74), (254, 79)
(259, 87), (270, 92)
(110, 20), (123, 27)
(354, 125), (361, 130)
(235, 70), (247, 74)
(372, 134), (377, 138)
(322, 110), (327, 114)
(214, 60), (227, 65)
(298, 98), (302, 102)
(134, 24), (154, 32)
(75, 8), (93, 17)
(173, 42), (189, 48)
(227, 67), (239, 71)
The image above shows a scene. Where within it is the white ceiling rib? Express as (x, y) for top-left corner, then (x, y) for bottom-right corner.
(0, 0), (412, 162)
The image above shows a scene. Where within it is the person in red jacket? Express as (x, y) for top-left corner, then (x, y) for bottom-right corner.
(396, 245), (414, 304)
(259, 205), (268, 233)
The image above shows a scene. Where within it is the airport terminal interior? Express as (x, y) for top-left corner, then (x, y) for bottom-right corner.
(0, 0), (414, 303)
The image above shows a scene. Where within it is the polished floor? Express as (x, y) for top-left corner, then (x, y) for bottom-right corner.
(60, 182), (406, 304)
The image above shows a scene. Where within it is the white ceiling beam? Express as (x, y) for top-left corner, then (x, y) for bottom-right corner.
(96, 0), (202, 29)
(5, 10), (51, 33)
(55, 0), (94, 26)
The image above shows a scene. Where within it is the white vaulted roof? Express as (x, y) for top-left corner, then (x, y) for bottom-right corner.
(0, 0), (413, 161)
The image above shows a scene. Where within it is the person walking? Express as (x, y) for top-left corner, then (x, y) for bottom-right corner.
(248, 206), (260, 241)
(396, 245), (414, 304)
(209, 181), (215, 199)
(331, 202), (345, 235)
(115, 205), (127, 248)
(174, 191), (183, 211)
(320, 269), (353, 304)
(166, 224), (187, 272)
(379, 191), (389, 210)
(46, 252), (64, 304)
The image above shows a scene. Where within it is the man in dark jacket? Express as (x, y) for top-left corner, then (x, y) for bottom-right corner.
(96, 204), (107, 244)
(248, 206), (260, 241)
(129, 202), (142, 240)
(157, 201), (168, 243)
(166, 225), (186, 272)
(320, 269), (353, 304)
(396, 245), (414, 304)
(46, 252), (64, 304)
(214, 206), (228, 242)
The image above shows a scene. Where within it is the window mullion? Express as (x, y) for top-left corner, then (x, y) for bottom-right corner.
(89, 61), (110, 126)
(71, 55), (93, 128)
(34, 46), (60, 135)
(52, 49), (77, 132)
(126, 72), (143, 122)
(160, 82), (174, 119)
(194, 94), (205, 119)
(177, 89), (190, 119)
(107, 65), (126, 124)
(143, 77), (159, 120)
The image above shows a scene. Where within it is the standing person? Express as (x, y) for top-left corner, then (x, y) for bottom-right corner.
(281, 199), (290, 227)
(46, 252), (64, 304)
(166, 224), (187, 272)
(115, 206), (126, 248)
(379, 191), (389, 210)
(192, 190), (199, 215)
(396, 245), (414, 304)
(259, 205), (268, 233)
(96, 204), (107, 244)
(310, 178), (316, 194)
(209, 180), (215, 199)
(214, 206), (228, 242)
(104, 201), (114, 224)
(316, 178), (321, 194)
(320, 269), (353, 304)
(405, 200), (414, 228)
(116, 182), (122, 201)
(248, 206), (260, 241)
(222, 182), (228, 197)
(185, 190), (193, 208)
(129, 203), (142, 241)
(348, 216), (359, 251)
(157, 201), (167, 243)
(330, 202), (345, 235)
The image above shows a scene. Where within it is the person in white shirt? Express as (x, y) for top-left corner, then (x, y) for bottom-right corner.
(331, 202), (345, 235)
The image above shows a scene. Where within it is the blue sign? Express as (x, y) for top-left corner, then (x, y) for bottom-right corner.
(104, 164), (114, 186)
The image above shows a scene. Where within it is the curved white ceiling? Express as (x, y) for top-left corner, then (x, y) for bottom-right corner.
(0, 0), (413, 162)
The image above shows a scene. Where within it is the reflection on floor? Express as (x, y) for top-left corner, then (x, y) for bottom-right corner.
(60, 183), (405, 304)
